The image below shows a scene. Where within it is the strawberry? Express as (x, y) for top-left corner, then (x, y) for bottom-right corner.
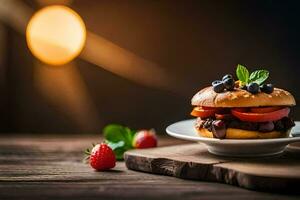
(132, 129), (157, 149)
(85, 143), (116, 171)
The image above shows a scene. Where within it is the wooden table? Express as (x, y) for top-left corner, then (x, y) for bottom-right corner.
(1, 134), (299, 200)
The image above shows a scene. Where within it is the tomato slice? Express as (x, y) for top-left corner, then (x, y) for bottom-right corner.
(250, 106), (281, 113)
(231, 107), (290, 122)
(233, 107), (249, 113)
(202, 106), (219, 110)
(191, 107), (217, 118)
(215, 113), (233, 120)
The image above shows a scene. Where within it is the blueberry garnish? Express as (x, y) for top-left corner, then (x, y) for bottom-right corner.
(247, 82), (260, 94)
(212, 80), (222, 86)
(241, 85), (247, 90)
(212, 75), (235, 93)
(223, 78), (235, 91)
(260, 83), (274, 94)
(212, 80), (225, 93)
(222, 74), (233, 81)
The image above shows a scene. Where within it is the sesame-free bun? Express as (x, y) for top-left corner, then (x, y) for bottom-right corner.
(191, 86), (296, 107)
(197, 127), (290, 139)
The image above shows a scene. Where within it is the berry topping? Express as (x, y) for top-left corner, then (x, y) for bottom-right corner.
(212, 80), (222, 86)
(212, 120), (226, 139)
(198, 117), (295, 134)
(210, 65), (275, 94)
(260, 83), (274, 94)
(247, 82), (260, 94)
(87, 143), (116, 171)
(222, 74), (233, 81)
(223, 78), (235, 90)
(212, 80), (225, 93)
(132, 129), (157, 149)
(213, 119), (225, 128)
(258, 122), (274, 132)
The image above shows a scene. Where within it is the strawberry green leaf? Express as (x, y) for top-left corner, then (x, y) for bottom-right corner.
(82, 156), (90, 164)
(106, 140), (125, 150)
(103, 124), (136, 160)
(105, 140), (129, 160)
(103, 124), (134, 147)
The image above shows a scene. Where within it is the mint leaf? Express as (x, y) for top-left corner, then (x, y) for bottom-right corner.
(249, 70), (269, 85)
(236, 64), (249, 84)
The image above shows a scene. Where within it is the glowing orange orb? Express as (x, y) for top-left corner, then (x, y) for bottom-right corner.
(26, 5), (86, 65)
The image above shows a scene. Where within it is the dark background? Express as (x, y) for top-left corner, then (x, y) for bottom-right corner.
(0, 0), (299, 134)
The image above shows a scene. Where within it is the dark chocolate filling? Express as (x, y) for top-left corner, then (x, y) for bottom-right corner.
(195, 117), (295, 139)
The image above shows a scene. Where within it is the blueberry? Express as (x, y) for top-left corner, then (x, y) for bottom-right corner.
(212, 120), (226, 139)
(241, 85), (247, 90)
(212, 80), (222, 86)
(274, 120), (284, 131)
(281, 117), (295, 130)
(212, 81), (225, 93)
(213, 120), (225, 128)
(247, 82), (260, 94)
(222, 74), (233, 81)
(260, 83), (274, 94)
(258, 122), (274, 132)
(223, 78), (235, 90)
(239, 121), (258, 131)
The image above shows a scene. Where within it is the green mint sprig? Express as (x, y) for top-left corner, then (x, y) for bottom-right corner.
(236, 64), (269, 85)
(103, 124), (136, 160)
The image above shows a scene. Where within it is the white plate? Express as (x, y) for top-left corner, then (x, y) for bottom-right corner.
(166, 119), (300, 157)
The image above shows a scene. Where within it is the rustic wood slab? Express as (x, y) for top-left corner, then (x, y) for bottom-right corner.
(125, 142), (300, 193)
(1, 135), (300, 200)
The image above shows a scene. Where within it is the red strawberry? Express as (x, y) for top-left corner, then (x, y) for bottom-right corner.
(132, 129), (157, 149)
(87, 143), (116, 171)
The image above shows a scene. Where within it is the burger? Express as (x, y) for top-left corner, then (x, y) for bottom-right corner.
(191, 65), (296, 139)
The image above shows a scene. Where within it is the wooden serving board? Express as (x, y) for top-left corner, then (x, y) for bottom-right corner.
(124, 143), (300, 193)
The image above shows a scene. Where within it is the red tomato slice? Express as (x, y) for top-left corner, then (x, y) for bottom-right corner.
(215, 113), (233, 120)
(250, 106), (281, 113)
(202, 106), (219, 110)
(233, 107), (249, 113)
(191, 107), (217, 118)
(202, 106), (228, 113)
(231, 107), (290, 122)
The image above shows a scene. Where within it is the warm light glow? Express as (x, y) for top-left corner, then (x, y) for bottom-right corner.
(26, 5), (86, 65)
(81, 32), (173, 90)
(33, 62), (101, 131)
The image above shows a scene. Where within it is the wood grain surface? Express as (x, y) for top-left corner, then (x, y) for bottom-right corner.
(1, 134), (300, 200)
(125, 142), (300, 193)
